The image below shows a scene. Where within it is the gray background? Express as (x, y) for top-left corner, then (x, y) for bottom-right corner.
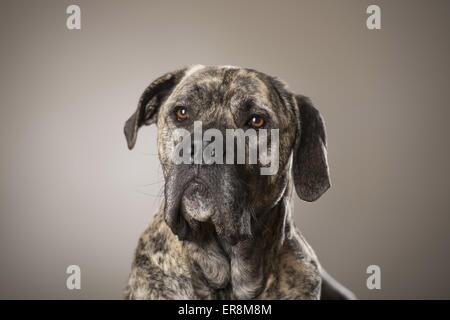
(1, 0), (449, 299)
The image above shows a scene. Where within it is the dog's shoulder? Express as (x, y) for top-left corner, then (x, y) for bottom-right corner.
(124, 211), (194, 299)
(260, 228), (322, 299)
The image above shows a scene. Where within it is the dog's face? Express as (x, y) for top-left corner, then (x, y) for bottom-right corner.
(125, 65), (330, 244)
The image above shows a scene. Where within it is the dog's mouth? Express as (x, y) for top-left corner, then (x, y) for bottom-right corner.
(164, 172), (217, 240)
(164, 166), (251, 245)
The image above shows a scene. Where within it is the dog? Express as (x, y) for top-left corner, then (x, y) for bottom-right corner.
(123, 65), (355, 299)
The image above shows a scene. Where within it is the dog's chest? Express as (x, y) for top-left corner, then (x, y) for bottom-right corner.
(188, 248), (321, 300)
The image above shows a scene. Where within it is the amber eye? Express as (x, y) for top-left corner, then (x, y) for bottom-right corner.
(248, 115), (265, 129)
(175, 107), (189, 121)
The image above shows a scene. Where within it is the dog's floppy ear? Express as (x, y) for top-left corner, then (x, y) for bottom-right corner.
(292, 95), (331, 202)
(124, 69), (186, 149)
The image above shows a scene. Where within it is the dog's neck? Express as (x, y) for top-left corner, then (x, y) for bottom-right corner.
(182, 183), (295, 299)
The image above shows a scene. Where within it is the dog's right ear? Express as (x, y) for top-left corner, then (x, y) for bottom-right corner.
(124, 69), (186, 149)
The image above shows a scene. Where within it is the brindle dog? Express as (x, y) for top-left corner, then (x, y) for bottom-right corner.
(123, 65), (355, 300)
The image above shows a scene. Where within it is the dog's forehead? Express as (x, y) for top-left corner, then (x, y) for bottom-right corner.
(174, 66), (271, 104)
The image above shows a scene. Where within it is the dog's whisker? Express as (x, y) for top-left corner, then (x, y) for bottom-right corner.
(151, 186), (165, 208)
(138, 152), (159, 156)
(139, 180), (165, 187)
(134, 189), (164, 198)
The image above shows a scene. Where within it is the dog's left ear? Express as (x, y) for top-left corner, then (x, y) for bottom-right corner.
(124, 68), (186, 149)
(292, 95), (331, 202)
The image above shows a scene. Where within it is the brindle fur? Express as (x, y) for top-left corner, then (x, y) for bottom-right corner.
(123, 65), (355, 300)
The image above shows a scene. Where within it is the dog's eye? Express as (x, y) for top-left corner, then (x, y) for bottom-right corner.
(175, 107), (189, 122)
(248, 115), (265, 129)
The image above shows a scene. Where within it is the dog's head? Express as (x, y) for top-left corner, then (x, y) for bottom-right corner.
(125, 65), (330, 244)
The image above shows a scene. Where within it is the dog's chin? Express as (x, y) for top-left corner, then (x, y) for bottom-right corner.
(177, 184), (244, 246)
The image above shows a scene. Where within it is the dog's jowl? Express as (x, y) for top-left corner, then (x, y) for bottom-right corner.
(123, 65), (355, 300)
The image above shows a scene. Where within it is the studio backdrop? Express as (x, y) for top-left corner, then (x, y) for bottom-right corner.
(0, 0), (449, 299)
